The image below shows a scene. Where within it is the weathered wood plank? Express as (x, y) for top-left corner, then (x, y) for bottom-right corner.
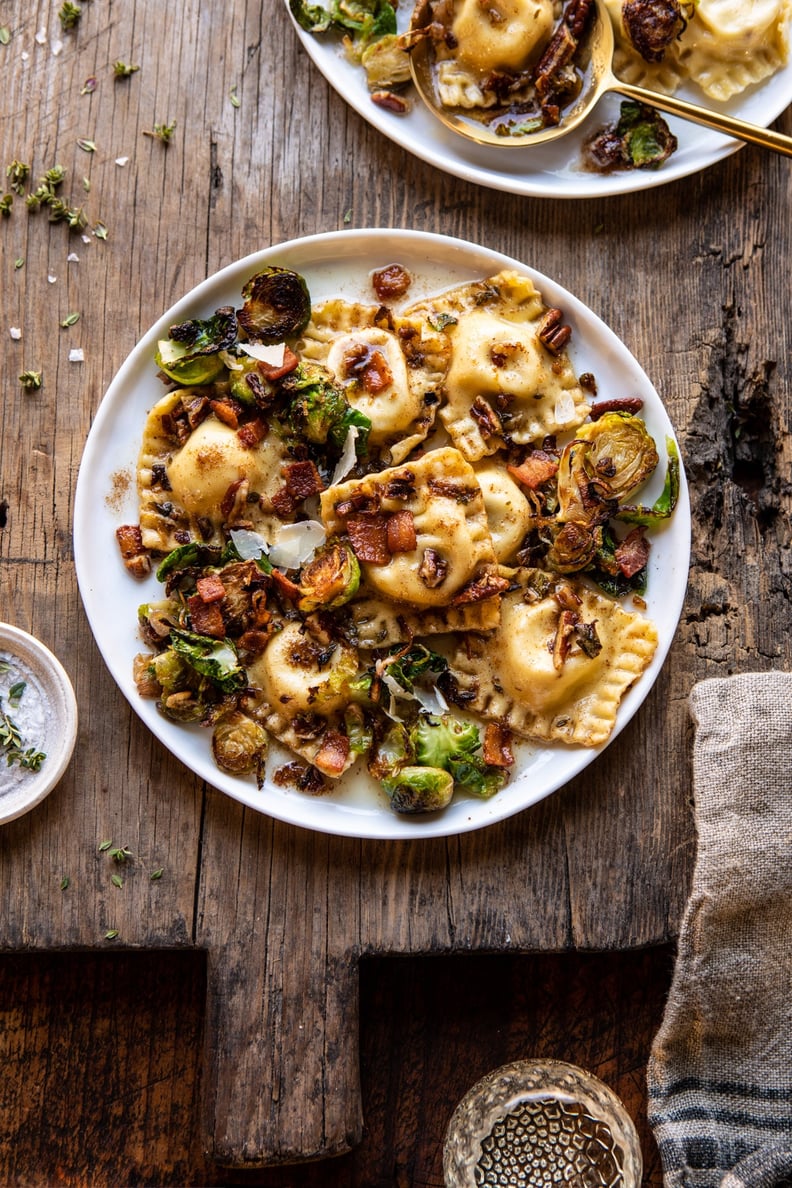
(1, 0), (791, 1169)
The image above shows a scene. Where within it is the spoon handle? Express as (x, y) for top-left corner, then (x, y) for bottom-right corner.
(608, 80), (792, 159)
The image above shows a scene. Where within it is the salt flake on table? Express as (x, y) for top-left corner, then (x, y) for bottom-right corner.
(9, 328), (22, 340)
(115, 157), (129, 167)
(51, 39), (63, 56)
(35, 28), (46, 44)
(69, 348), (84, 363)
(47, 275), (57, 284)
(81, 234), (91, 244)
(21, 51), (29, 61)
(67, 253), (80, 263)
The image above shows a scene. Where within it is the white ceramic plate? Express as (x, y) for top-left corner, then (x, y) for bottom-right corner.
(284, 2), (792, 198)
(74, 229), (690, 839)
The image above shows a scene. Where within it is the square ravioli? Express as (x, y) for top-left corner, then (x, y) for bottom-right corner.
(448, 572), (658, 747)
(403, 269), (591, 462)
(298, 298), (450, 465)
(320, 446), (506, 646)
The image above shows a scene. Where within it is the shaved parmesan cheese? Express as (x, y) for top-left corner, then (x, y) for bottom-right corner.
(268, 520), (325, 569)
(553, 391), (577, 425)
(413, 684), (449, 716)
(238, 342), (286, 367)
(330, 425), (359, 486)
(230, 528), (269, 560)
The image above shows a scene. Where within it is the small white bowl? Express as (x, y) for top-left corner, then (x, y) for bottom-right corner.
(0, 623), (78, 825)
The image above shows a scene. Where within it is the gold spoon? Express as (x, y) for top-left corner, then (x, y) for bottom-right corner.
(408, 0), (792, 157)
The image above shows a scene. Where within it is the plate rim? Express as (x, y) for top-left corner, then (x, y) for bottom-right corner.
(73, 227), (691, 840)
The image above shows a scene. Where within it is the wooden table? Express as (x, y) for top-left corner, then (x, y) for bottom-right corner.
(1, 0), (791, 1177)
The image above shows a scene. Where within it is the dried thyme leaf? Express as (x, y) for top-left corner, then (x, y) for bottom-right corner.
(60, 876), (70, 890)
(149, 867), (164, 881)
(61, 311), (80, 327)
(229, 85), (240, 108)
(93, 220), (108, 239)
(19, 369), (42, 390)
(113, 60), (140, 78)
(111, 873), (124, 888)
(0, 26), (10, 45)
(98, 839), (113, 851)
(59, 2), (82, 30)
(77, 138), (96, 153)
(104, 929), (119, 939)
(143, 120), (176, 145)
(0, 194), (12, 217)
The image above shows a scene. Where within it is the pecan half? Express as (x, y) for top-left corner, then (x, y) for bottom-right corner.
(537, 307), (572, 354)
(418, 548), (448, 588)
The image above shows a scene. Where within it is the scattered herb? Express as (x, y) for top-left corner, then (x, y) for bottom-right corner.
(109, 845), (133, 863)
(61, 311), (80, 327)
(143, 120), (176, 145)
(77, 138), (96, 153)
(98, 839), (113, 851)
(80, 76), (96, 94)
(14, 258), (24, 269)
(58, 1), (82, 30)
(48, 199), (87, 230)
(229, 85), (240, 108)
(6, 160), (29, 194)
(343, 208), (352, 224)
(19, 370), (42, 390)
(104, 929), (119, 939)
(83, 177), (90, 192)
(60, 876), (70, 890)
(149, 868), (164, 881)
(0, 26), (10, 45)
(0, 662), (9, 674)
(111, 873), (124, 888)
(0, 194), (12, 217)
(113, 60), (140, 78)
(93, 220), (108, 239)
(0, 698), (46, 770)
(8, 680), (25, 706)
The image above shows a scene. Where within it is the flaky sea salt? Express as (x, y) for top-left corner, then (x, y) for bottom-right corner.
(9, 328), (21, 341)
(68, 348), (84, 363)
(35, 28), (47, 44)
(115, 157), (129, 167)
(47, 274), (56, 284)
(67, 252), (80, 263)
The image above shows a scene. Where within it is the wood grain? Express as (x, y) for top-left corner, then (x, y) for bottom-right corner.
(1, 0), (790, 1167)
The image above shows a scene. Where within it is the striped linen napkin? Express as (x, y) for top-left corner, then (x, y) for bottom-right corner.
(647, 672), (792, 1188)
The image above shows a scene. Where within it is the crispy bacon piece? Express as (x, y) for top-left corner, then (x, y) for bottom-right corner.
(589, 397), (644, 420)
(270, 570), (302, 602)
(187, 593), (226, 638)
(313, 729), (351, 777)
(334, 492), (381, 518)
(210, 398), (243, 429)
(508, 451), (559, 490)
(616, 527), (650, 578)
(271, 486), (299, 518)
(196, 574), (226, 603)
(258, 345), (299, 382)
(283, 460), (325, 500)
(237, 418), (268, 448)
(346, 514), (391, 564)
(386, 510), (417, 554)
(115, 524), (152, 579)
(483, 723), (514, 769)
(451, 570), (511, 605)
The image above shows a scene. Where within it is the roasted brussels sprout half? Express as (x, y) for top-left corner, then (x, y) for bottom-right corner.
(411, 714), (479, 770)
(289, 0), (397, 43)
(359, 33), (411, 89)
(155, 306), (237, 385)
(281, 361), (371, 453)
(617, 436), (680, 528)
(212, 711), (268, 781)
(558, 413), (659, 524)
(382, 766), (454, 814)
(237, 267), (311, 344)
(298, 543), (361, 613)
(545, 521), (601, 574)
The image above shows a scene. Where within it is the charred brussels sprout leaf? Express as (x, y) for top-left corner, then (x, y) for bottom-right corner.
(155, 306), (236, 384)
(572, 413), (660, 504)
(411, 714), (479, 769)
(169, 629), (247, 693)
(282, 362), (371, 454)
(588, 524), (649, 598)
(168, 306), (237, 354)
(298, 542), (360, 612)
(617, 436), (680, 528)
(290, 0), (396, 42)
(237, 267), (311, 343)
(212, 711), (268, 783)
(447, 757), (507, 800)
(381, 645), (447, 693)
(383, 766), (454, 814)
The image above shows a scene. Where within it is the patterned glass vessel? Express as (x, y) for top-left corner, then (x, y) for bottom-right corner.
(443, 1059), (643, 1188)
